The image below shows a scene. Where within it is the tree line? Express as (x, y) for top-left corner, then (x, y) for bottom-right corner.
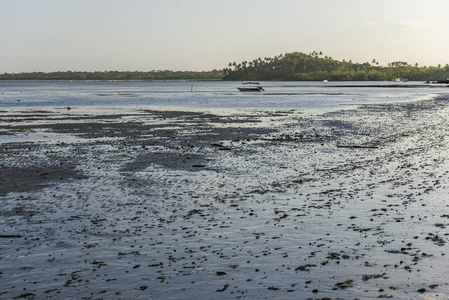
(2, 52), (449, 81)
(0, 70), (224, 81)
(223, 51), (449, 81)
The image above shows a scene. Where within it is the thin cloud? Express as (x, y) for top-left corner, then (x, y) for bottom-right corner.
(364, 21), (377, 27)
(397, 19), (427, 29)
(342, 22), (353, 28)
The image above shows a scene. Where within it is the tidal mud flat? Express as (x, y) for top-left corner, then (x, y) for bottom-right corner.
(1, 97), (449, 299)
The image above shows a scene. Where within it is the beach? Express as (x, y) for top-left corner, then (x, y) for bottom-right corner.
(2, 93), (449, 299)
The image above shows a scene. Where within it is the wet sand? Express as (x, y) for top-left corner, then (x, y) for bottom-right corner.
(1, 97), (449, 299)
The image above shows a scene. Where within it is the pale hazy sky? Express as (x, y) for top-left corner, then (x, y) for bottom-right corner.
(2, 0), (449, 73)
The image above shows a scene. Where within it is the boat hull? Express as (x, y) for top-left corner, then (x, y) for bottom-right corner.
(237, 87), (264, 92)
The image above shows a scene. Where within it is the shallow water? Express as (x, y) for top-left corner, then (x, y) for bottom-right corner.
(2, 82), (449, 299)
(1, 80), (446, 113)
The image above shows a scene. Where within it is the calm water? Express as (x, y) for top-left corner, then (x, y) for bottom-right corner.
(0, 80), (447, 113)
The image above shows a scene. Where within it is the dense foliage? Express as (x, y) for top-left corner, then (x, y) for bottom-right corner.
(2, 51), (449, 81)
(0, 70), (224, 81)
(223, 51), (449, 81)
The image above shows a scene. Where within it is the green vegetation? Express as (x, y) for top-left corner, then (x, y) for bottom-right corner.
(223, 51), (449, 81)
(2, 51), (449, 81)
(0, 70), (224, 81)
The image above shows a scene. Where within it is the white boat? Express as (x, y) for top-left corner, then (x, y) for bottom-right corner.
(237, 82), (265, 92)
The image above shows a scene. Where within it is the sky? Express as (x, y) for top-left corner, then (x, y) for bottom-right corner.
(2, 0), (449, 73)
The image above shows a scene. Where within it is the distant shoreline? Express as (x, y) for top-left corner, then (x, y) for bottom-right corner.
(3, 52), (449, 82)
(1, 79), (448, 88)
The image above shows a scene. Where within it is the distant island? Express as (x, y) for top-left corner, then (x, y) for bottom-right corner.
(2, 51), (449, 81)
